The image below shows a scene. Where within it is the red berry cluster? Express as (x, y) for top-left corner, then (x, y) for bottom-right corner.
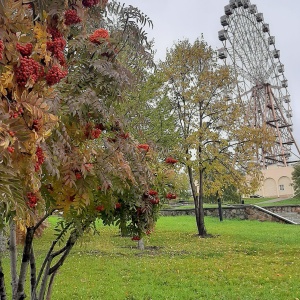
(47, 27), (62, 39)
(46, 27), (66, 82)
(64, 9), (82, 26)
(16, 43), (33, 57)
(32, 119), (42, 132)
(165, 157), (178, 164)
(15, 57), (44, 87)
(9, 107), (23, 119)
(46, 36), (66, 66)
(115, 203), (121, 209)
(148, 190), (158, 196)
(137, 144), (150, 152)
(82, 0), (100, 7)
(166, 193), (177, 200)
(45, 65), (68, 86)
(150, 198), (160, 205)
(131, 235), (141, 241)
(95, 205), (105, 212)
(89, 28), (109, 44)
(84, 123), (102, 139)
(74, 170), (82, 180)
(119, 132), (129, 139)
(35, 146), (45, 172)
(27, 192), (38, 208)
(8, 131), (15, 137)
(0, 40), (4, 60)
(7, 146), (15, 154)
(144, 190), (160, 204)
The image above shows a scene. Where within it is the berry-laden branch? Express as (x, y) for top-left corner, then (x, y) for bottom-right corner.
(0, 0), (161, 298)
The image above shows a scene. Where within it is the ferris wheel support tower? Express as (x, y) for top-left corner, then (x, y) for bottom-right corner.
(217, 0), (300, 167)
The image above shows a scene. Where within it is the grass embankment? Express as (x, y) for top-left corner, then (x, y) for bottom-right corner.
(2, 216), (300, 299)
(169, 196), (300, 209)
(256, 197), (300, 207)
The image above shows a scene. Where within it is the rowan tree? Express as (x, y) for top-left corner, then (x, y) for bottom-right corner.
(0, 1), (168, 299)
(160, 38), (273, 237)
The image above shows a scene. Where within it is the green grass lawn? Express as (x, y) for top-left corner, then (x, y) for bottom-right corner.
(2, 216), (300, 300)
(168, 197), (300, 209)
(258, 197), (300, 207)
(242, 197), (273, 205)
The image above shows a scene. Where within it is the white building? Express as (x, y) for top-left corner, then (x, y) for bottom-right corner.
(255, 164), (295, 198)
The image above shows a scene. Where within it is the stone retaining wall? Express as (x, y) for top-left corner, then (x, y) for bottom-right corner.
(161, 205), (300, 224)
(265, 206), (300, 214)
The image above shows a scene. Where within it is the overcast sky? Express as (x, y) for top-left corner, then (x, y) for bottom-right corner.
(121, 0), (300, 156)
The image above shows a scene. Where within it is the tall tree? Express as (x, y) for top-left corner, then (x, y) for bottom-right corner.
(160, 38), (273, 237)
(0, 1), (169, 299)
(292, 164), (300, 197)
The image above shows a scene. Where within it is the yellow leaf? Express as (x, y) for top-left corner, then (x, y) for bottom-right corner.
(0, 69), (14, 91)
(39, 102), (49, 110)
(49, 114), (58, 122)
(22, 102), (33, 114)
(33, 23), (48, 42)
(42, 11), (48, 20)
(42, 129), (52, 138)
(0, 138), (10, 148)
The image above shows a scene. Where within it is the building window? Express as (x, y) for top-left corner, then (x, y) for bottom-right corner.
(279, 184), (284, 191)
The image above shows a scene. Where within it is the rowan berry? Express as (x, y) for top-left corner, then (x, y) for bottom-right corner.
(16, 43), (33, 56)
(64, 9), (82, 26)
(45, 65), (67, 86)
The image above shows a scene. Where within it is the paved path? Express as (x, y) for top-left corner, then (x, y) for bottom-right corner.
(256, 197), (300, 224)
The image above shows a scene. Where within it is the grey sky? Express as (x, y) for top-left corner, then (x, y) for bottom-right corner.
(122, 0), (300, 154)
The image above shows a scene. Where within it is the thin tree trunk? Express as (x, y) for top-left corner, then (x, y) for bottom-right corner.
(33, 223), (71, 298)
(17, 227), (35, 300)
(196, 100), (207, 237)
(0, 231), (6, 253)
(0, 259), (7, 300)
(9, 221), (18, 299)
(30, 246), (37, 300)
(187, 165), (207, 236)
(38, 230), (78, 300)
(0, 228), (7, 299)
(38, 258), (52, 300)
(197, 168), (207, 237)
(45, 270), (58, 300)
(137, 239), (144, 250)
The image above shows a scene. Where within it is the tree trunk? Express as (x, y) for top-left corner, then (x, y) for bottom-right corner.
(30, 247), (37, 300)
(38, 230), (78, 300)
(0, 231), (6, 253)
(9, 221), (18, 300)
(137, 239), (144, 250)
(45, 270), (58, 300)
(187, 165), (207, 237)
(0, 259), (7, 300)
(196, 168), (207, 237)
(17, 227), (35, 300)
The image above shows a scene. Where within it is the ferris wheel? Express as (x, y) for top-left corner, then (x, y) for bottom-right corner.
(217, 0), (300, 167)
